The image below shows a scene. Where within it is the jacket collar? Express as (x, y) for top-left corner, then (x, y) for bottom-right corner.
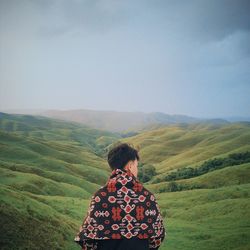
(110, 167), (135, 179)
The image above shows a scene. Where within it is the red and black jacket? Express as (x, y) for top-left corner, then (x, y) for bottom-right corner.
(74, 168), (166, 250)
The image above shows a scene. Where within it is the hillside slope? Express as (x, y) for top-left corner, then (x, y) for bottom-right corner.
(122, 122), (250, 174)
(0, 113), (249, 249)
(0, 113), (123, 249)
(117, 122), (250, 249)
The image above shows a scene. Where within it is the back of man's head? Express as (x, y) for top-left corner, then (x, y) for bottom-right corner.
(107, 143), (140, 170)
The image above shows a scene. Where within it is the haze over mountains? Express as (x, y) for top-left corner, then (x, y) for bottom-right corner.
(1, 108), (242, 132)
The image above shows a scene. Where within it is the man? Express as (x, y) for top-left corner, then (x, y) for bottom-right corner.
(74, 143), (166, 250)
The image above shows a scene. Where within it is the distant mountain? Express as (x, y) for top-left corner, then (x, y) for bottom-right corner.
(1, 109), (231, 132)
(2, 108), (46, 115)
(223, 116), (250, 122)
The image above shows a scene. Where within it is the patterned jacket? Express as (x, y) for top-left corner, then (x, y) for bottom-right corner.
(74, 168), (166, 249)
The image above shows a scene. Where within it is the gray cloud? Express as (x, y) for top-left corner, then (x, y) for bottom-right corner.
(34, 0), (130, 37)
(148, 0), (250, 41)
(0, 0), (249, 117)
(1, 0), (250, 42)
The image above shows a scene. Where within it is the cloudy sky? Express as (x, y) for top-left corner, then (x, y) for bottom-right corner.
(0, 0), (249, 118)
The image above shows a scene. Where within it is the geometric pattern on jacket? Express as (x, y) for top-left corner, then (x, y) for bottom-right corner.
(74, 168), (166, 250)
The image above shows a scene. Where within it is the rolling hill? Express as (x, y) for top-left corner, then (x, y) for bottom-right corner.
(0, 112), (122, 249)
(0, 112), (249, 249)
(107, 121), (250, 249)
(122, 122), (250, 172)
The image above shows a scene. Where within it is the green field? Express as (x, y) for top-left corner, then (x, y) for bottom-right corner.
(0, 112), (249, 249)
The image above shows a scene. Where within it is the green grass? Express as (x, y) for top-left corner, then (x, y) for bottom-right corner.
(122, 122), (250, 173)
(0, 113), (119, 249)
(146, 163), (250, 192)
(1, 182), (249, 250)
(155, 184), (250, 250)
(0, 185), (81, 250)
(0, 113), (250, 249)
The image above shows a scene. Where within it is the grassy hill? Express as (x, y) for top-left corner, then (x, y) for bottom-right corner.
(0, 112), (121, 249)
(111, 122), (250, 249)
(122, 122), (250, 172)
(156, 183), (250, 250)
(0, 113), (250, 249)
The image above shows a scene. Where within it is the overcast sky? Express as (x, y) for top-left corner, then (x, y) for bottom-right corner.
(0, 0), (249, 118)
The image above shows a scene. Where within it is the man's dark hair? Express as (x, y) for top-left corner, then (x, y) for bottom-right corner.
(107, 143), (140, 170)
